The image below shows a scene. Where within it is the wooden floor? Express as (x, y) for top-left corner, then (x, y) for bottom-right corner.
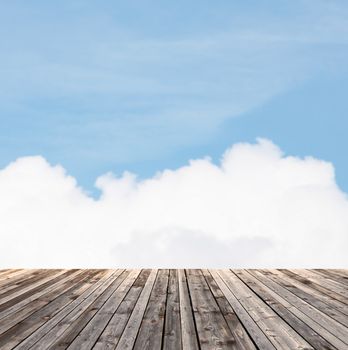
(0, 270), (347, 349)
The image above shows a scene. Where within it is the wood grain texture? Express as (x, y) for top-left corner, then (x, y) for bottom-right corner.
(0, 269), (344, 349)
(162, 269), (182, 350)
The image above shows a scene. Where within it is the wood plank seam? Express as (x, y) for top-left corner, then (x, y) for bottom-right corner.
(184, 269), (201, 350)
(159, 269), (170, 350)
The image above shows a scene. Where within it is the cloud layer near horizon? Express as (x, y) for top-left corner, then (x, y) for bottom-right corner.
(1, 139), (347, 268)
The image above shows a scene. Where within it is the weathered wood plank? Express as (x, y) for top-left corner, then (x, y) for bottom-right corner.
(0, 269), (84, 321)
(162, 269), (182, 350)
(310, 269), (348, 286)
(133, 269), (169, 350)
(221, 269), (312, 350)
(331, 269), (348, 278)
(0, 270), (99, 350)
(186, 269), (237, 349)
(0, 270), (51, 299)
(0, 269), (344, 350)
(257, 269), (348, 343)
(0, 270), (67, 306)
(0, 270), (12, 277)
(14, 270), (118, 350)
(238, 270), (336, 350)
(281, 269), (348, 306)
(178, 269), (199, 350)
(64, 270), (141, 350)
(0, 270), (34, 289)
(209, 269), (275, 350)
(0, 271), (79, 336)
(0, 269), (27, 280)
(277, 269), (348, 316)
(267, 269), (348, 324)
(290, 269), (348, 299)
(201, 269), (256, 350)
(249, 270), (348, 350)
(93, 270), (152, 350)
(115, 269), (158, 350)
(32, 270), (126, 350)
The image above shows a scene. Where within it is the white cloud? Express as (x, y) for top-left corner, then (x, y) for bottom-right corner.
(0, 139), (347, 268)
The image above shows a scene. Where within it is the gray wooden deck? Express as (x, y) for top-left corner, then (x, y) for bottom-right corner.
(0, 269), (347, 349)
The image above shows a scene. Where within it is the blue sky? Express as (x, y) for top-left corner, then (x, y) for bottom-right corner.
(1, 0), (348, 194)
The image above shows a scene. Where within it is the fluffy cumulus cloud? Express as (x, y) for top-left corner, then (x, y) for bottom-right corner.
(0, 139), (347, 268)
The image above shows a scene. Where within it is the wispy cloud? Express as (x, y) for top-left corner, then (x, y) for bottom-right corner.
(1, 1), (348, 163)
